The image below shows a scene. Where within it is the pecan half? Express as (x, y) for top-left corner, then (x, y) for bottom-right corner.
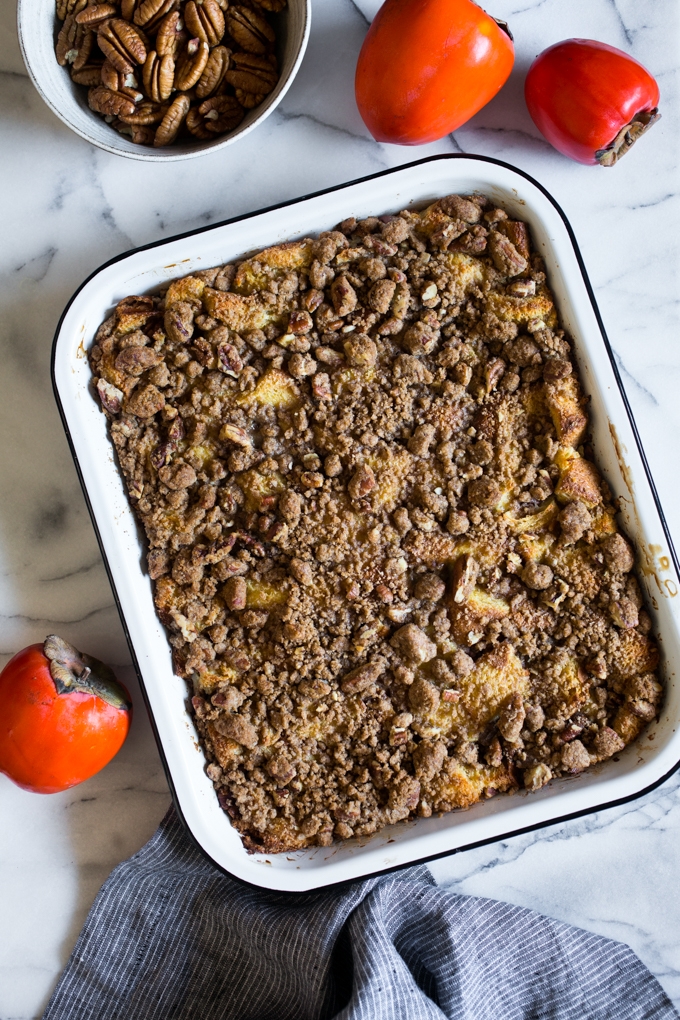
(195, 44), (230, 99)
(225, 52), (277, 95)
(57, 0), (87, 20)
(56, 16), (93, 71)
(155, 10), (186, 57)
(154, 92), (190, 146)
(75, 3), (117, 26)
(116, 121), (155, 144)
(234, 89), (266, 109)
(185, 107), (212, 140)
(184, 0), (225, 46)
(226, 6), (275, 54)
(187, 95), (244, 137)
(71, 61), (104, 86)
(174, 37), (209, 91)
(98, 19), (147, 74)
(257, 0), (286, 9)
(120, 99), (167, 125)
(134, 0), (178, 31)
(142, 50), (175, 102)
(88, 85), (137, 117)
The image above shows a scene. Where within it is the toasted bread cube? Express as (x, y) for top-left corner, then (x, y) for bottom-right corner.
(237, 467), (285, 511)
(115, 310), (156, 336)
(195, 665), (238, 694)
(610, 629), (659, 680)
(237, 368), (300, 410)
(486, 290), (557, 328)
(449, 587), (510, 644)
(543, 653), (588, 718)
(518, 532), (556, 562)
(428, 759), (517, 811)
(364, 446), (411, 512)
(591, 508), (617, 539)
(441, 252), (485, 299)
(245, 579), (287, 609)
(205, 723), (244, 768)
(547, 544), (601, 601)
(233, 240), (315, 295)
(334, 246), (369, 266)
(545, 376), (587, 447)
(203, 288), (284, 332)
(165, 275), (205, 306)
(433, 643), (528, 740)
(555, 457), (602, 507)
(505, 498), (558, 535)
(612, 705), (645, 745)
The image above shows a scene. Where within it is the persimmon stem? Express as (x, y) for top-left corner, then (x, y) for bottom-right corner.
(43, 635), (131, 711)
(596, 108), (660, 166)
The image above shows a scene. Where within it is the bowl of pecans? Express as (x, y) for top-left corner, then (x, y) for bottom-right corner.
(18, 0), (310, 159)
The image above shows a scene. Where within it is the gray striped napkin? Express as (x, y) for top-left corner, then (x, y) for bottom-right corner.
(43, 807), (677, 1019)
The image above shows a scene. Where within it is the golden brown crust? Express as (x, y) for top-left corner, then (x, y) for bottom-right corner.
(90, 195), (663, 853)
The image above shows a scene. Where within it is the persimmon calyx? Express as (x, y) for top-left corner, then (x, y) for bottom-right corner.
(493, 17), (513, 41)
(596, 108), (660, 167)
(43, 635), (131, 711)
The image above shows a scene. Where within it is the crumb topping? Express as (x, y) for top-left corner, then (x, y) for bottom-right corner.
(90, 193), (662, 853)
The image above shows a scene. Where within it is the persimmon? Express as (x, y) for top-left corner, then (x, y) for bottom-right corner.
(525, 39), (660, 166)
(0, 636), (131, 794)
(355, 0), (514, 145)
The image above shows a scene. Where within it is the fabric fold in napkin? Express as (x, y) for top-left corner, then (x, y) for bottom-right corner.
(43, 807), (678, 1020)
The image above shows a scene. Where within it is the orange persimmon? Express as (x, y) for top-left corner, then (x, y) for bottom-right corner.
(355, 0), (514, 145)
(0, 636), (131, 794)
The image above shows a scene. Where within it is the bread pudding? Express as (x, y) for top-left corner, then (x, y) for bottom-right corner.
(90, 193), (662, 852)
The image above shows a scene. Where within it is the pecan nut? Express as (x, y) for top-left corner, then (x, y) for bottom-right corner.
(154, 92), (190, 146)
(226, 6), (275, 54)
(56, 16), (93, 71)
(98, 19), (147, 74)
(185, 107), (212, 140)
(88, 85), (137, 118)
(174, 37), (209, 91)
(75, 3), (117, 26)
(142, 50), (175, 102)
(56, 0), (87, 20)
(256, 0), (286, 9)
(155, 10), (186, 57)
(234, 88), (266, 109)
(116, 121), (156, 144)
(71, 61), (104, 86)
(195, 44), (230, 99)
(184, 0), (225, 46)
(134, 0), (178, 31)
(101, 59), (139, 90)
(119, 99), (167, 124)
(225, 52), (277, 95)
(187, 95), (244, 137)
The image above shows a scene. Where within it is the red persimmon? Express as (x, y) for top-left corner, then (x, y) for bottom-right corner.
(355, 0), (514, 146)
(0, 635), (131, 794)
(525, 39), (660, 166)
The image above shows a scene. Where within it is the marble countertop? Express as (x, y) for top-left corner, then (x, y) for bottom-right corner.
(1, 0), (679, 1015)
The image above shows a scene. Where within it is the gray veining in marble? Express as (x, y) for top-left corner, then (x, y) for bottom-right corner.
(1, 0), (679, 1015)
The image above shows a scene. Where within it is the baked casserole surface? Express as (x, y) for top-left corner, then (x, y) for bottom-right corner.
(90, 193), (662, 852)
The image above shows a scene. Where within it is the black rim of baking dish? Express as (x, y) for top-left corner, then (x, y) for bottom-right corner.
(51, 152), (680, 894)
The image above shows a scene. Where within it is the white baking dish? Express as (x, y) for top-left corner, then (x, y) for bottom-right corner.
(52, 155), (680, 891)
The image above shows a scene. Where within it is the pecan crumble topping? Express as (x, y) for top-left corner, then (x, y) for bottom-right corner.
(90, 193), (662, 852)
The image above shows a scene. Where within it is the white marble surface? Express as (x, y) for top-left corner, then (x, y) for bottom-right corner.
(1, 0), (679, 1015)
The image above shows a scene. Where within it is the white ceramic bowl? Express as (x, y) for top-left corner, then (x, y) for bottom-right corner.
(17, 0), (311, 161)
(53, 156), (680, 890)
